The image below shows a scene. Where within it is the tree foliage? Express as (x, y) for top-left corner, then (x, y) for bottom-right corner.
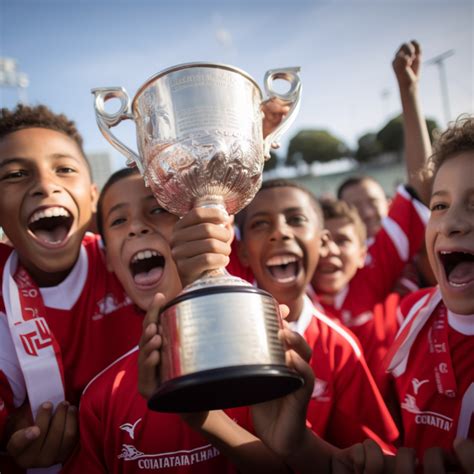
(286, 129), (349, 165)
(263, 150), (279, 171)
(354, 133), (383, 163)
(352, 115), (441, 163)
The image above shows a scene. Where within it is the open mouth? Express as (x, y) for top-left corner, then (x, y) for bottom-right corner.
(28, 207), (73, 246)
(130, 249), (165, 287)
(317, 261), (342, 275)
(266, 254), (301, 284)
(439, 250), (474, 288)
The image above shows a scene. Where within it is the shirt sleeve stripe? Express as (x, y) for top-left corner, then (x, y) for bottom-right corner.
(382, 216), (409, 262)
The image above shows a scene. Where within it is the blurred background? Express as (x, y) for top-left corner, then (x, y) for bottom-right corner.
(0, 0), (472, 197)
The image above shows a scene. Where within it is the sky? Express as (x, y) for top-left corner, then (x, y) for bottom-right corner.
(0, 0), (472, 171)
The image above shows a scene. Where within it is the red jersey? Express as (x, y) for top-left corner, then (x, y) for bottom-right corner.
(386, 287), (474, 460)
(63, 347), (251, 474)
(313, 185), (428, 395)
(289, 296), (399, 450)
(0, 234), (143, 470)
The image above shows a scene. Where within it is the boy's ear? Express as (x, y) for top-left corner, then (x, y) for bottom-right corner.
(357, 243), (368, 269)
(237, 240), (250, 268)
(319, 230), (330, 258)
(90, 183), (99, 213)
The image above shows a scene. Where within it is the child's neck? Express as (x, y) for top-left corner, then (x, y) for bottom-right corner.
(285, 296), (305, 323)
(22, 263), (73, 288)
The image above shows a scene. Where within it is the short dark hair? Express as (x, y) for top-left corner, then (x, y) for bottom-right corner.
(337, 175), (383, 200)
(96, 167), (140, 244)
(235, 178), (324, 237)
(0, 104), (91, 175)
(321, 199), (367, 245)
(425, 114), (474, 180)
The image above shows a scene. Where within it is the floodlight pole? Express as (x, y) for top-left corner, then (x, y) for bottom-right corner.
(426, 50), (454, 124)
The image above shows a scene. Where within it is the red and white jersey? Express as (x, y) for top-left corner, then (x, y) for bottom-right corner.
(63, 348), (251, 474)
(386, 287), (474, 460)
(313, 185), (428, 395)
(288, 296), (399, 451)
(0, 234), (143, 443)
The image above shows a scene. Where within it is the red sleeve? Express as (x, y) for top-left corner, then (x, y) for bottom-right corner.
(62, 386), (107, 474)
(226, 238), (254, 283)
(326, 336), (399, 452)
(364, 185), (428, 300)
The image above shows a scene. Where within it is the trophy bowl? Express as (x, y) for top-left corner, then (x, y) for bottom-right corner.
(92, 63), (303, 412)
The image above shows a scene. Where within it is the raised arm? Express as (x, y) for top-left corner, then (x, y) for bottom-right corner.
(393, 40), (432, 205)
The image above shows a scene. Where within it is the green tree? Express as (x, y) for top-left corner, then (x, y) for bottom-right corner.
(376, 114), (440, 153)
(376, 115), (404, 152)
(354, 133), (383, 163)
(287, 129), (349, 165)
(263, 150), (279, 171)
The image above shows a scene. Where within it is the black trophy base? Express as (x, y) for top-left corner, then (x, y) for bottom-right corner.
(148, 364), (303, 413)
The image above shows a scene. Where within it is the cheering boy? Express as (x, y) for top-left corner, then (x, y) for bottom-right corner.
(235, 179), (398, 449)
(0, 105), (144, 471)
(386, 115), (474, 463)
(64, 167), (290, 473)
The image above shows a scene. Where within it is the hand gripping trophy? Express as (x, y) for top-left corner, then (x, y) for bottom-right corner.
(92, 63), (302, 412)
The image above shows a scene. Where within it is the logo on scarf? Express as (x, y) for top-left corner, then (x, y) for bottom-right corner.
(19, 319), (53, 356)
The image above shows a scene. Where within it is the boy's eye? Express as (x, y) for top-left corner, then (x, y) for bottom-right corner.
(250, 219), (269, 230)
(2, 170), (27, 180)
(336, 236), (351, 246)
(57, 167), (76, 174)
(151, 207), (165, 215)
(110, 217), (126, 227)
(287, 214), (307, 225)
(430, 202), (447, 212)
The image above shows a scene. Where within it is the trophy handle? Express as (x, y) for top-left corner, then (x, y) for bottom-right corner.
(91, 87), (143, 172)
(263, 67), (302, 158)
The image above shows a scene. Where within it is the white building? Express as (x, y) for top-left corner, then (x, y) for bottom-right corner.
(87, 151), (113, 191)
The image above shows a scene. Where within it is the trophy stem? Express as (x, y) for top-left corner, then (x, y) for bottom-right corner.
(194, 195), (226, 211)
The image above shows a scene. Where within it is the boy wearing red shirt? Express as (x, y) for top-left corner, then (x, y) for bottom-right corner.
(310, 196), (426, 396)
(235, 179), (398, 450)
(311, 41), (433, 396)
(386, 115), (474, 462)
(64, 168), (289, 474)
(0, 106), (144, 471)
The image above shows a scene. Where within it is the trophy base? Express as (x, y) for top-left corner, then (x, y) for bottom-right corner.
(148, 364), (303, 412)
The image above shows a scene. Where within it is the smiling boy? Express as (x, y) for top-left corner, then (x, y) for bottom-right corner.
(0, 105), (143, 471)
(64, 167), (290, 474)
(310, 41), (434, 397)
(386, 115), (474, 461)
(236, 179), (399, 450)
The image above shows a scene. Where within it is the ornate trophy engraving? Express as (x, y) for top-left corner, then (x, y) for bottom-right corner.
(92, 63), (302, 412)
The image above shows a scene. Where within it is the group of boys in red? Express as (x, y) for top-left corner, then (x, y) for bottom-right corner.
(0, 39), (472, 474)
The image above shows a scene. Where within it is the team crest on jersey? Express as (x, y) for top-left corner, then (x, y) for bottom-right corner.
(311, 378), (329, 401)
(118, 443), (220, 468)
(411, 378), (429, 395)
(401, 394), (453, 432)
(92, 293), (133, 320)
(120, 418), (142, 439)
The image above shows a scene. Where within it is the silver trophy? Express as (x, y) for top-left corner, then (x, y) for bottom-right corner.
(92, 63), (302, 412)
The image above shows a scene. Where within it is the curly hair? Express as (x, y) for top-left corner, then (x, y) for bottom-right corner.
(0, 103), (85, 154)
(426, 114), (474, 179)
